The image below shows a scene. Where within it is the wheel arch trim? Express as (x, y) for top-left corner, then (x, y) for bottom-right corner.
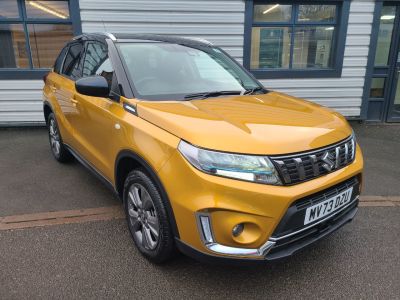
(43, 100), (54, 124)
(115, 149), (180, 238)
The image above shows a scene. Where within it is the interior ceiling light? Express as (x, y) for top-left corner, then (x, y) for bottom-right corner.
(263, 4), (280, 15)
(28, 1), (68, 19)
(381, 15), (395, 20)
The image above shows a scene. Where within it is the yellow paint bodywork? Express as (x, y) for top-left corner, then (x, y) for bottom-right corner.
(44, 71), (363, 258)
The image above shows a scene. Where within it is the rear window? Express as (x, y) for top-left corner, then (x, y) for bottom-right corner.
(53, 46), (68, 74)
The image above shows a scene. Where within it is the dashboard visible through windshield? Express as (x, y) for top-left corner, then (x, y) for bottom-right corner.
(117, 42), (262, 100)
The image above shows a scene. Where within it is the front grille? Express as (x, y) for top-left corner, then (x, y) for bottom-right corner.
(271, 135), (355, 185)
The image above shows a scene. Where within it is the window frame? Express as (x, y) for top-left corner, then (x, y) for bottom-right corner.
(0, 0), (82, 79)
(243, 0), (350, 79)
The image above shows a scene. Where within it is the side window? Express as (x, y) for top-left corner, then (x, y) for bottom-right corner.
(83, 42), (114, 87)
(82, 41), (119, 97)
(54, 46), (68, 74)
(61, 42), (84, 80)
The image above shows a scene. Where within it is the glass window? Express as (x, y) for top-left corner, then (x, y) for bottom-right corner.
(253, 4), (292, 22)
(82, 42), (115, 88)
(0, 24), (29, 68)
(248, 2), (341, 75)
(53, 45), (68, 73)
(292, 26), (334, 69)
(298, 5), (336, 22)
(118, 42), (260, 100)
(28, 24), (73, 68)
(62, 42), (83, 80)
(82, 42), (108, 77)
(0, 0), (78, 76)
(251, 27), (291, 69)
(0, 0), (20, 18)
(370, 78), (385, 98)
(375, 6), (396, 66)
(25, 0), (70, 19)
(394, 76), (400, 106)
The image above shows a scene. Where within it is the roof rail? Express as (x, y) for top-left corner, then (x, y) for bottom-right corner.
(103, 32), (117, 41)
(183, 37), (213, 46)
(90, 32), (117, 41)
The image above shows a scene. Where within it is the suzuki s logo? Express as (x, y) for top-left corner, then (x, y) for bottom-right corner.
(321, 151), (335, 172)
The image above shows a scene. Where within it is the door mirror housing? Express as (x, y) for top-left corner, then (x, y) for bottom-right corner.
(75, 76), (110, 98)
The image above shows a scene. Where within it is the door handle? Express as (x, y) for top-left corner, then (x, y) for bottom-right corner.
(70, 97), (79, 105)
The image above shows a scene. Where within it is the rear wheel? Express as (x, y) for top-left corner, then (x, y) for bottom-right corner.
(47, 113), (72, 163)
(123, 169), (175, 263)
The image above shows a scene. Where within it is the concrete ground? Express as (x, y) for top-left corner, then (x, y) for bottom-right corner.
(0, 125), (399, 299)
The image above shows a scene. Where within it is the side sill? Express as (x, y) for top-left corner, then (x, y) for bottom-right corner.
(64, 144), (120, 200)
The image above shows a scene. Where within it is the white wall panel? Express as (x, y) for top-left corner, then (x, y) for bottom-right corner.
(1, 0), (375, 124)
(80, 0), (245, 60)
(0, 81), (44, 124)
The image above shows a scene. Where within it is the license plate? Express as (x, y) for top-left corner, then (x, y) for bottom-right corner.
(304, 187), (353, 225)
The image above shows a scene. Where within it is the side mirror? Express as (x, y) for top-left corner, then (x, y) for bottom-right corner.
(75, 76), (110, 98)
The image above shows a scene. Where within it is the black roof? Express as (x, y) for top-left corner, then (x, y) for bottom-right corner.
(74, 32), (213, 47)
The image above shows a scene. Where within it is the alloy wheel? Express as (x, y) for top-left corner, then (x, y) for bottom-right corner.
(49, 118), (61, 157)
(127, 183), (160, 250)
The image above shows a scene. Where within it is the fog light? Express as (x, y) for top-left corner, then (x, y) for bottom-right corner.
(232, 223), (244, 237)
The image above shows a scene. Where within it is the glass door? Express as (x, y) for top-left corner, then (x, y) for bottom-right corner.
(387, 47), (400, 121)
(384, 4), (400, 122)
(367, 3), (400, 122)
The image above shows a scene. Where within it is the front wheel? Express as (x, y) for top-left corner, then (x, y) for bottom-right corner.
(123, 170), (175, 263)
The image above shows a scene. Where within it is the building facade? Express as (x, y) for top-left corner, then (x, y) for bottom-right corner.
(0, 0), (399, 124)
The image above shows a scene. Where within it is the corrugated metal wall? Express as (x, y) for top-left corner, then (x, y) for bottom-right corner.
(0, 0), (375, 124)
(0, 80), (44, 124)
(264, 0), (375, 117)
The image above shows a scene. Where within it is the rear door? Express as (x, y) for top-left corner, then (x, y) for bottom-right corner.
(52, 42), (85, 148)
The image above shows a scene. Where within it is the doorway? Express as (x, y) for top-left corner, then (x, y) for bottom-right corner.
(366, 2), (400, 122)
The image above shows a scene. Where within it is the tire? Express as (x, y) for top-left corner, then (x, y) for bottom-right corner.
(123, 169), (175, 263)
(47, 113), (73, 163)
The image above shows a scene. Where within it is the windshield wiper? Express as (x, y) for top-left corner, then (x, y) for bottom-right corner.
(184, 90), (242, 100)
(244, 87), (265, 95)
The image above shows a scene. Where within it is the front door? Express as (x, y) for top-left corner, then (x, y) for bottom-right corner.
(369, 3), (400, 122)
(73, 41), (119, 180)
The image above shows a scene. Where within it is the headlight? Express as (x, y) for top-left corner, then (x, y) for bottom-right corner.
(178, 140), (282, 185)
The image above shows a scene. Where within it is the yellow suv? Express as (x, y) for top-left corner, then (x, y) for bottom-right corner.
(43, 33), (363, 264)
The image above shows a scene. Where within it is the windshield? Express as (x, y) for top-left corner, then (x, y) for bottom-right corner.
(117, 42), (262, 100)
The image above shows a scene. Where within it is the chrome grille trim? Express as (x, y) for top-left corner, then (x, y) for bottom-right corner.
(309, 154), (319, 176)
(293, 158), (306, 181)
(271, 135), (355, 185)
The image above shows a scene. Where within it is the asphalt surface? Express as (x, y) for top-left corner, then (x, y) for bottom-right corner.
(0, 208), (399, 299)
(0, 128), (118, 217)
(0, 124), (399, 217)
(0, 125), (400, 299)
(351, 122), (400, 196)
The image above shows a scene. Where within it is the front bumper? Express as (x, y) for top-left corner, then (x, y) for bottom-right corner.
(157, 144), (363, 262)
(176, 203), (358, 264)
